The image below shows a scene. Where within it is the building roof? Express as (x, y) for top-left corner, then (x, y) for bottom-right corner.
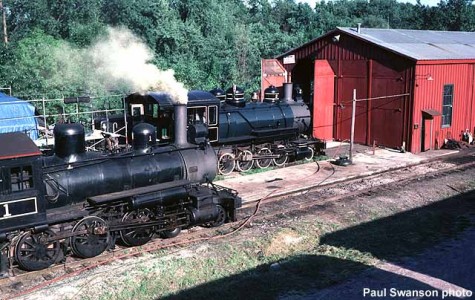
(278, 27), (475, 61)
(338, 27), (475, 60)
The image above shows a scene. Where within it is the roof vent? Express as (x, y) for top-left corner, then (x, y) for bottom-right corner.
(357, 23), (361, 34)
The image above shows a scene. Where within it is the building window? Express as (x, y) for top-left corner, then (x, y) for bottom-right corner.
(442, 84), (453, 128)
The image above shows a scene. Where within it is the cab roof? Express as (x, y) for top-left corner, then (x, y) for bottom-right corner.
(0, 132), (41, 160)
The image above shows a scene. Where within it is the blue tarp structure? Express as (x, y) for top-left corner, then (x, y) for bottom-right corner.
(0, 92), (38, 140)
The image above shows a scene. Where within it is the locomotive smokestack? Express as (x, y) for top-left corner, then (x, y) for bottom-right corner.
(283, 82), (293, 102)
(174, 104), (188, 147)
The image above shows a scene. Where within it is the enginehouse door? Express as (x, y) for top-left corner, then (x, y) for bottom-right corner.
(421, 118), (432, 152)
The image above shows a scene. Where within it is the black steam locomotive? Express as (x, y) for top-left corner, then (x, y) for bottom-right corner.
(0, 103), (241, 274)
(103, 83), (324, 175)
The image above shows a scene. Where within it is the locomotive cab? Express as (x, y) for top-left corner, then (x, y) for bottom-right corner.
(186, 91), (220, 143)
(125, 91), (220, 145)
(125, 92), (174, 144)
(0, 133), (46, 240)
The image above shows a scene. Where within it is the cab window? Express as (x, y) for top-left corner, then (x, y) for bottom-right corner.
(208, 106), (218, 126)
(0, 168), (7, 193)
(187, 107), (207, 124)
(10, 166), (34, 192)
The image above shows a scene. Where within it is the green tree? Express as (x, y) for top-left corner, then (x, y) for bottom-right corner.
(437, 0), (475, 30)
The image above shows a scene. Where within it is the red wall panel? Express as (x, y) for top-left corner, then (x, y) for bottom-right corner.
(411, 64), (475, 153)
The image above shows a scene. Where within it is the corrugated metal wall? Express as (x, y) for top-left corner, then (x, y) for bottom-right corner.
(411, 63), (475, 153)
(277, 32), (414, 149)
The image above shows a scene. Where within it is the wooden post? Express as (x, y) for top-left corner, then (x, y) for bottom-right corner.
(349, 89), (356, 163)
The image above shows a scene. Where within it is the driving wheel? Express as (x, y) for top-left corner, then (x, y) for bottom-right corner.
(218, 153), (235, 175)
(70, 216), (111, 258)
(15, 230), (61, 271)
(120, 209), (154, 247)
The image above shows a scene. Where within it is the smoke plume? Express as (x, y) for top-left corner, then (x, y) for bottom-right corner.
(54, 27), (188, 104)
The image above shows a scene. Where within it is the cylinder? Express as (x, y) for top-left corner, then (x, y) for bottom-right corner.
(189, 205), (219, 225)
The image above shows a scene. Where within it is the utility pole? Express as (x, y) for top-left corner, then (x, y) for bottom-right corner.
(0, 0), (8, 44)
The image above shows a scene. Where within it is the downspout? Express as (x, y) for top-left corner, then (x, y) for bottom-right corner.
(366, 59), (373, 145)
(408, 66), (416, 153)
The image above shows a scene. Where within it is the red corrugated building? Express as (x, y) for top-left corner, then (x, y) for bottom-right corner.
(264, 27), (475, 153)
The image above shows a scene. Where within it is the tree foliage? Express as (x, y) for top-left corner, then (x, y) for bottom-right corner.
(0, 0), (474, 97)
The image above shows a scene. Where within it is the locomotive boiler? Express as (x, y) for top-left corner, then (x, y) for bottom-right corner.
(0, 102), (241, 274)
(212, 83), (319, 174)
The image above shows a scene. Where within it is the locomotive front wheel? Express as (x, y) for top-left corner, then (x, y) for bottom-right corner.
(14, 230), (62, 271)
(218, 153), (235, 175)
(70, 216), (111, 258)
(236, 150), (253, 172)
(160, 227), (182, 239)
(305, 147), (315, 161)
(256, 148), (272, 169)
(120, 209), (154, 247)
(273, 145), (288, 167)
(208, 205), (227, 227)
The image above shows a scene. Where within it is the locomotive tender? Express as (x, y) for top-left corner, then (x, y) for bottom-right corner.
(115, 83), (325, 175)
(0, 102), (241, 274)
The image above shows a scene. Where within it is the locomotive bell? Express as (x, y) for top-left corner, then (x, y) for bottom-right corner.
(294, 84), (303, 101)
(53, 123), (86, 159)
(132, 123), (157, 152)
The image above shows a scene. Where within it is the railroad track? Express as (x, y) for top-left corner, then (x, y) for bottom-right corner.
(2, 149), (475, 299)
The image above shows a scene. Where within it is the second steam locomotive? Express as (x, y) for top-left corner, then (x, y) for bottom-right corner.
(99, 83), (325, 175)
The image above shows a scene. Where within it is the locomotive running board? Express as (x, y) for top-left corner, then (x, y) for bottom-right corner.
(251, 127), (298, 137)
(87, 179), (192, 205)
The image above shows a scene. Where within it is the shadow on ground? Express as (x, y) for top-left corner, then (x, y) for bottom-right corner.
(161, 189), (475, 300)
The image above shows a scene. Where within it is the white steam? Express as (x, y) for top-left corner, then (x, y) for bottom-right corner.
(55, 27), (188, 104)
